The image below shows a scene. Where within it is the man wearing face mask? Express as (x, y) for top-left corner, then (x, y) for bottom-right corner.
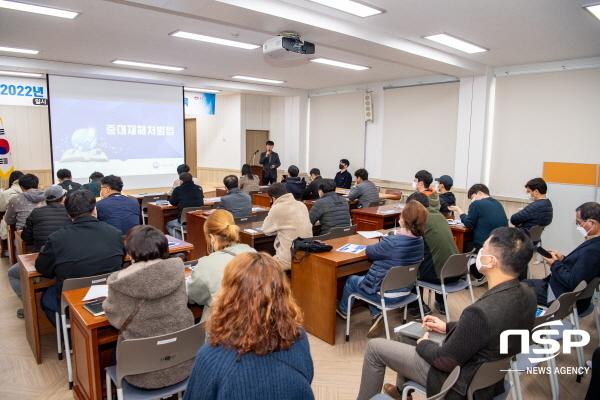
(309, 178), (351, 235)
(510, 177), (553, 230)
(335, 159), (352, 189)
(412, 170), (440, 211)
(356, 227), (536, 400)
(523, 202), (600, 314)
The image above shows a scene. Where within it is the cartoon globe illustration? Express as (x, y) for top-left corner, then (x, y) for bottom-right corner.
(71, 128), (97, 152)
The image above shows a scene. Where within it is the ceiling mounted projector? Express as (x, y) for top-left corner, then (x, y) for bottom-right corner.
(263, 32), (315, 60)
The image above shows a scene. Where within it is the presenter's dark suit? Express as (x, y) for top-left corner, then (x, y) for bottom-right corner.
(259, 151), (281, 184)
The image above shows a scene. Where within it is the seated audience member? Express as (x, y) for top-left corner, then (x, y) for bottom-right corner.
(239, 164), (260, 195)
(81, 171), (104, 197)
(302, 168), (323, 200)
(406, 192), (459, 318)
(259, 140), (281, 185)
(282, 165), (307, 200)
(510, 177), (553, 231)
(5, 173), (45, 230)
(8, 185), (72, 318)
(183, 252), (314, 400)
(356, 227), (536, 400)
(449, 184), (508, 285)
(348, 168), (379, 209)
(337, 201), (427, 338)
(524, 202), (600, 313)
(56, 169), (82, 194)
(167, 164), (200, 196)
(435, 175), (456, 216)
(413, 170), (440, 211)
(217, 175), (252, 218)
(103, 225), (194, 390)
(0, 170), (24, 212)
(335, 159), (352, 189)
(36, 190), (125, 324)
(309, 178), (351, 235)
(96, 175), (141, 235)
(187, 210), (256, 321)
(262, 183), (313, 270)
(166, 172), (204, 239)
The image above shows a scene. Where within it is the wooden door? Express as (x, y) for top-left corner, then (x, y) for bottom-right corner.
(245, 130), (269, 165)
(184, 119), (197, 177)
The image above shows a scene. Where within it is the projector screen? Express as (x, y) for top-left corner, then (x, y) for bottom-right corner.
(48, 76), (184, 190)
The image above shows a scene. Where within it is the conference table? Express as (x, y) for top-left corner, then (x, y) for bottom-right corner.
(146, 197), (221, 234)
(252, 188), (397, 209)
(215, 185), (269, 197)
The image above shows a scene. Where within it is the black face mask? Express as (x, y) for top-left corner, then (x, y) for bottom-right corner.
(339, 164), (345, 170)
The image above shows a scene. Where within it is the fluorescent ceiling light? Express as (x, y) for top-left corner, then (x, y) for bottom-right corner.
(310, 57), (369, 70)
(112, 60), (185, 71)
(0, 70), (43, 77)
(423, 33), (488, 54)
(171, 30), (260, 50)
(184, 87), (221, 93)
(308, 0), (385, 18)
(0, 0), (79, 19)
(0, 45), (39, 54)
(231, 75), (285, 84)
(585, 4), (600, 21)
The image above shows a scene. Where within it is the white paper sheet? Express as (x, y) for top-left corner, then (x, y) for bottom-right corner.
(357, 231), (384, 239)
(82, 285), (109, 301)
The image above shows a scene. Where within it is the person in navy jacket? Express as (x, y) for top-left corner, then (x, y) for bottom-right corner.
(337, 200), (427, 338)
(510, 177), (553, 230)
(95, 175), (141, 235)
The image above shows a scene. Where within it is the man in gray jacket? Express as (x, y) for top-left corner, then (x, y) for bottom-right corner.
(5, 174), (46, 230)
(309, 178), (351, 235)
(217, 175), (252, 218)
(348, 168), (379, 208)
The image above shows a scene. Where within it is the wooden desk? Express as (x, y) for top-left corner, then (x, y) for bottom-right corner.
(217, 186), (269, 197)
(335, 188), (398, 200)
(252, 192), (271, 208)
(125, 192), (169, 206)
(15, 230), (33, 255)
(146, 198), (221, 233)
(351, 204), (403, 231)
(238, 221), (276, 255)
(291, 234), (378, 345)
(450, 225), (473, 253)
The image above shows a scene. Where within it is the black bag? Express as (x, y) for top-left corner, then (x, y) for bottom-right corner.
(291, 237), (333, 264)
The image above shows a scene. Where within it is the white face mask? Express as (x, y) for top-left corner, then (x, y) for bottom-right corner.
(411, 181), (418, 190)
(526, 193), (533, 201)
(576, 221), (590, 237)
(476, 250), (493, 271)
(471, 195), (478, 203)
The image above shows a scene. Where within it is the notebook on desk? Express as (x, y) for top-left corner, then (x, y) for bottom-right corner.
(83, 299), (105, 317)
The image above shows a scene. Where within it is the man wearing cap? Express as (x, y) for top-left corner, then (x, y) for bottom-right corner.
(435, 175), (456, 217)
(7, 185), (72, 318)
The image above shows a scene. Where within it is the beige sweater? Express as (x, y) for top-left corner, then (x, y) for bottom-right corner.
(262, 193), (313, 268)
(0, 183), (22, 212)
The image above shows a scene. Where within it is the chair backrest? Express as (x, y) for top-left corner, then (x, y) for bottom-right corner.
(466, 356), (512, 400)
(328, 225), (357, 239)
(534, 300), (561, 328)
(140, 194), (169, 210)
(368, 199), (386, 208)
(60, 272), (113, 312)
(552, 280), (587, 320)
(254, 210), (269, 222)
(234, 215), (257, 225)
(578, 276), (600, 301)
(380, 263), (421, 298)
(528, 226), (546, 243)
(180, 206), (210, 224)
(211, 201), (220, 209)
(384, 189), (402, 201)
(248, 190), (265, 196)
(311, 232), (331, 241)
(429, 365), (461, 400)
(439, 253), (472, 281)
(115, 323), (206, 388)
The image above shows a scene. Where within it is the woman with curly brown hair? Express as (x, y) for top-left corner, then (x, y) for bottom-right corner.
(183, 252), (314, 400)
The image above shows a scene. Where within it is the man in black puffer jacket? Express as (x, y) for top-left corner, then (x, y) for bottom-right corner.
(309, 178), (351, 235)
(282, 165), (307, 200)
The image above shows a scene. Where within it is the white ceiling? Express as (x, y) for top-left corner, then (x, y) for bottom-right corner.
(0, 0), (598, 92)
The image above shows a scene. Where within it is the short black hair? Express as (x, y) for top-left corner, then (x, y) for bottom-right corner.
(340, 159), (349, 167)
(125, 225), (169, 262)
(488, 227), (534, 277)
(439, 181), (453, 191)
(65, 190), (96, 219)
(577, 202), (600, 222)
(318, 178), (337, 193)
(177, 164), (191, 174)
(57, 169), (72, 180)
(19, 174), (39, 190)
(89, 171), (104, 181)
(354, 168), (368, 181)
(8, 171), (24, 187)
(179, 172), (193, 182)
(101, 175), (123, 192)
(266, 140), (274, 146)
(310, 168), (320, 176)
(267, 182), (287, 199)
(415, 170), (433, 188)
(223, 175), (239, 190)
(288, 165), (299, 177)
(407, 192), (430, 208)
(525, 178), (547, 195)
(467, 183), (490, 199)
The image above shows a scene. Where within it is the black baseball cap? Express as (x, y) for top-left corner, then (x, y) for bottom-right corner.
(435, 175), (453, 187)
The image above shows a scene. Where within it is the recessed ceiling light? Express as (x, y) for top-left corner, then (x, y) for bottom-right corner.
(310, 58), (370, 70)
(184, 87), (221, 93)
(0, 70), (43, 77)
(0, 0), (79, 19)
(170, 30), (260, 50)
(423, 33), (488, 54)
(112, 60), (185, 71)
(231, 75), (285, 84)
(0, 45), (39, 54)
(308, 0), (385, 18)
(585, 4), (600, 21)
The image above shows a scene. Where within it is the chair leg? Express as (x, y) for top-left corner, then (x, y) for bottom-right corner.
(428, 290), (432, 307)
(442, 287), (450, 322)
(106, 371), (112, 400)
(548, 353), (559, 400)
(570, 311), (585, 382)
(55, 312), (63, 360)
(117, 388), (124, 400)
(416, 292), (424, 325)
(467, 275), (475, 304)
(510, 358), (522, 400)
(381, 300), (390, 340)
(178, 391), (183, 399)
(403, 304), (407, 325)
(345, 295), (353, 342)
(62, 315), (73, 389)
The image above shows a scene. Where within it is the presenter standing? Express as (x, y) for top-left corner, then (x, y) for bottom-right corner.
(259, 140), (281, 185)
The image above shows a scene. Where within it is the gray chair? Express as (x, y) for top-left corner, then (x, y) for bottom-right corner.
(140, 194), (169, 225)
(398, 365), (460, 400)
(234, 215), (257, 225)
(248, 190), (266, 196)
(255, 210), (269, 222)
(346, 263), (424, 341)
(328, 225), (357, 239)
(105, 323), (206, 400)
(368, 199), (386, 207)
(173, 206), (210, 240)
(60, 273), (113, 389)
(211, 201), (220, 209)
(311, 232), (331, 241)
(417, 253), (476, 321)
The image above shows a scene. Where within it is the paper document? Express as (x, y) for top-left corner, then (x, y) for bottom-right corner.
(336, 244), (366, 254)
(82, 285), (108, 301)
(394, 205), (404, 209)
(204, 197), (221, 202)
(251, 207), (265, 211)
(168, 242), (177, 246)
(358, 231), (384, 239)
(378, 210), (398, 215)
(244, 229), (259, 234)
